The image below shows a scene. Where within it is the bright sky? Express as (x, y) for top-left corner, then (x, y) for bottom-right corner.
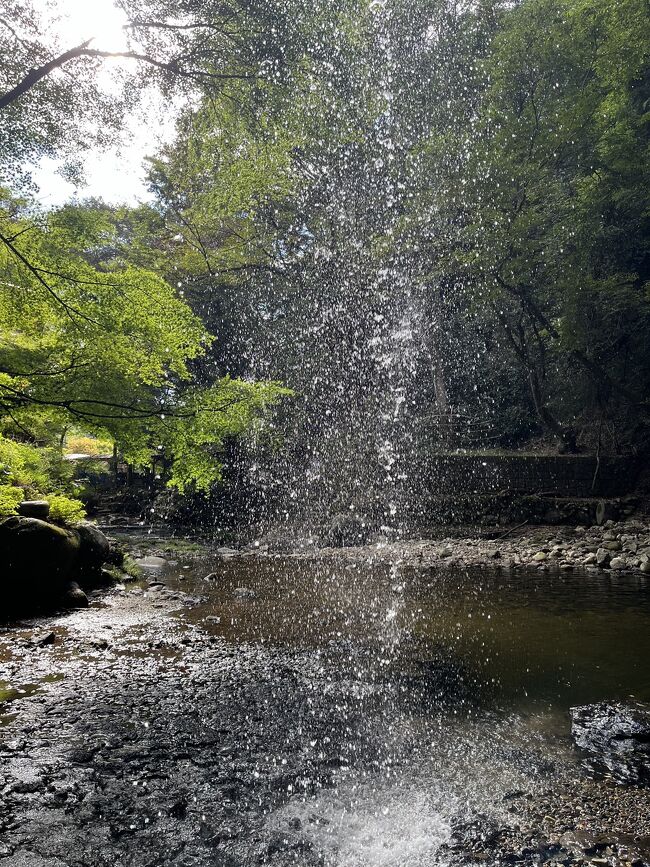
(31, 0), (178, 207)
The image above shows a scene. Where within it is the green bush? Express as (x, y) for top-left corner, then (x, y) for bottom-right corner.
(0, 434), (85, 523)
(0, 484), (23, 517)
(0, 436), (49, 490)
(47, 494), (86, 524)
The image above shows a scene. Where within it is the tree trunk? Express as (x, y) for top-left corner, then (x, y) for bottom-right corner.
(528, 370), (578, 453)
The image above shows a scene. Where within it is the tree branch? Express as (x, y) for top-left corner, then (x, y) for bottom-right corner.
(0, 231), (97, 325)
(0, 39), (93, 110)
(0, 39), (254, 110)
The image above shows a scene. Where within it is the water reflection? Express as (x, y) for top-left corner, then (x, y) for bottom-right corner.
(160, 556), (650, 711)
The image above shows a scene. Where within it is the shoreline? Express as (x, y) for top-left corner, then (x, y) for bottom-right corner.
(286, 517), (650, 576)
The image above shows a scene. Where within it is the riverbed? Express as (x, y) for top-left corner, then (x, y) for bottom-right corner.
(1, 539), (650, 866)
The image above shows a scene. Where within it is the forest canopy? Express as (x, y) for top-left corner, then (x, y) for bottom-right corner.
(0, 0), (648, 519)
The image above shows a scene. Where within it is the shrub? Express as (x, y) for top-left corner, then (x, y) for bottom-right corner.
(0, 485), (23, 517)
(47, 494), (86, 524)
(65, 434), (114, 457)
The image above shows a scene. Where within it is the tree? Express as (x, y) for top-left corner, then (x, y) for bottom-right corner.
(0, 191), (288, 507)
(461, 0), (650, 451)
(0, 0), (344, 185)
(0, 0), (296, 512)
(144, 0), (511, 522)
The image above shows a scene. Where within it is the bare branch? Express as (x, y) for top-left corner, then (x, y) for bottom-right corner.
(0, 39), (93, 110)
(0, 38), (254, 110)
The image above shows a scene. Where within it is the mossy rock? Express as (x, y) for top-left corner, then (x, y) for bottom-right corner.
(74, 521), (111, 588)
(0, 516), (80, 607)
(0, 516), (112, 617)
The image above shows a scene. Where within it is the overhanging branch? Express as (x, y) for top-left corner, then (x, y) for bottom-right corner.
(0, 38), (254, 111)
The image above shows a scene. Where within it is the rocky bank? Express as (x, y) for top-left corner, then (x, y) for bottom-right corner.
(304, 517), (650, 576)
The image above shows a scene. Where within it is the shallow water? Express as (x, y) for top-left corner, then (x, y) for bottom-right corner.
(154, 552), (650, 864)
(169, 555), (650, 710)
(2, 547), (650, 866)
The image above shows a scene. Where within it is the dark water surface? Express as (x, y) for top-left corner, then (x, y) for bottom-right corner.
(171, 555), (650, 710)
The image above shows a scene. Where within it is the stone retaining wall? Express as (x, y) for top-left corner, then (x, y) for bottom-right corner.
(417, 454), (639, 498)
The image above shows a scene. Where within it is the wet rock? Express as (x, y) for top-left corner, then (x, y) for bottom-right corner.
(596, 548), (611, 567)
(216, 547), (239, 560)
(322, 513), (372, 547)
(75, 522), (111, 580)
(62, 582), (89, 609)
(0, 516), (79, 596)
(609, 557), (627, 570)
(233, 587), (256, 599)
(32, 631), (56, 648)
(203, 572), (220, 582)
(168, 798), (187, 819)
(570, 702), (650, 786)
(0, 517), (111, 618)
(532, 552), (547, 562)
(17, 500), (50, 520)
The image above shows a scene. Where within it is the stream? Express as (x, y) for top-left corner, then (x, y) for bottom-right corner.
(1, 538), (650, 866)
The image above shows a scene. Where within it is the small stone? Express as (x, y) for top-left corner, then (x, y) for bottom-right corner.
(216, 547), (239, 559)
(33, 631), (56, 647)
(532, 552), (547, 562)
(439, 546), (453, 558)
(584, 553), (597, 565)
(609, 557), (627, 570)
(62, 581), (89, 608)
(596, 548), (611, 567)
(17, 500), (50, 520)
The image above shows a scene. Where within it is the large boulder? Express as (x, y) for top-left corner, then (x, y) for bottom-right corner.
(62, 581), (89, 609)
(0, 516), (80, 608)
(74, 521), (111, 586)
(570, 702), (650, 786)
(0, 516), (111, 616)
